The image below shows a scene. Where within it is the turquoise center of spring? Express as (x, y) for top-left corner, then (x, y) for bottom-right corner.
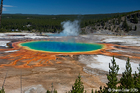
(21, 41), (103, 53)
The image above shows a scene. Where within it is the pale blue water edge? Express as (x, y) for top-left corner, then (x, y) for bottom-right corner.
(21, 41), (103, 52)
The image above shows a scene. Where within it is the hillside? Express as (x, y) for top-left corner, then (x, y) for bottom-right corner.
(82, 10), (140, 36)
(0, 10), (140, 36)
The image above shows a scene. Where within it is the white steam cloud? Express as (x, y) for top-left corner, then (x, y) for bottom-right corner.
(59, 20), (80, 36)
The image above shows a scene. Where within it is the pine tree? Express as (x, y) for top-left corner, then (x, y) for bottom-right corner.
(133, 14), (138, 24)
(118, 17), (121, 25)
(134, 64), (140, 92)
(94, 90), (98, 93)
(91, 89), (93, 93)
(46, 90), (51, 93)
(122, 18), (130, 32)
(122, 18), (127, 28)
(134, 25), (137, 31)
(106, 56), (119, 92)
(85, 22), (88, 26)
(0, 88), (5, 93)
(98, 56), (119, 93)
(54, 89), (57, 93)
(126, 26), (130, 32)
(120, 58), (134, 89)
(70, 74), (84, 93)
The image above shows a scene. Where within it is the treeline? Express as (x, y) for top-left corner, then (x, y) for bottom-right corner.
(122, 13), (139, 32)
(0, 57), (140, 93)
(0, 11), (136, 33)
(83, 10), (140, 34)
(82, 10), (140, 27)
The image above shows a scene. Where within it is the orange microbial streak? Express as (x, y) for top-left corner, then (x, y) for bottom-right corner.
(0, 40), (140, 68)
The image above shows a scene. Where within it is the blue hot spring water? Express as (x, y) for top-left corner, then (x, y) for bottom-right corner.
(21, 41), (103, 53)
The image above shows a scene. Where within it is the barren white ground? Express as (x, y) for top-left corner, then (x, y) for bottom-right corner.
(79, 55), (139, 74)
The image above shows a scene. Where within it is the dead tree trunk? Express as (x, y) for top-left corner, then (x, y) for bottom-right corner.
(0, 0), (3, 27)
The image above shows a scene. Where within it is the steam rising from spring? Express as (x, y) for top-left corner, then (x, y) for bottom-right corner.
(60, 20), (80, 36)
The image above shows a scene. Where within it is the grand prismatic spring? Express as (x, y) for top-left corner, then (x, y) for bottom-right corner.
(20, 41), (104, 53)
(0, 39), (140, 69)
